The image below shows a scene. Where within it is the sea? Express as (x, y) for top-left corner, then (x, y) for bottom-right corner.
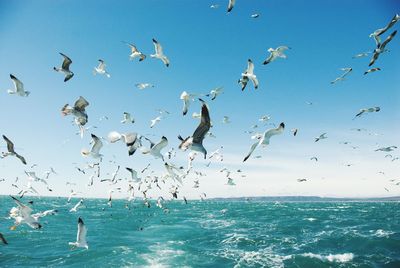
(1, 196), (399, 267)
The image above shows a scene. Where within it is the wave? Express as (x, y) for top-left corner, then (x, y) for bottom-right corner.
(301, 252), (354, 263)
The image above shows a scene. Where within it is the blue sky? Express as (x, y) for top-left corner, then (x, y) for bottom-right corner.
(0, 0), (399, 199)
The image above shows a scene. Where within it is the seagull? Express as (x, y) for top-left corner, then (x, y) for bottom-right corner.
(227, 0), (235, 12)
(0, 233), (7, 245)
(239, 59), (258, 90)
(315, 133), (327, 142)
(222, 116), (231, 124)
(135, 83), (154, 90)
(369, 30), (397, 66)
(108, 131), (142, 156)
(122, 41), (146, 61)
(142, 136), (168, 160)
(69, 199), (83, 212)
(251, 13), (260, 18)
(226, 178), (236, 186)
(69, 217), (88, 249)
(263, 46), (290, 65)
(206, 86), (223, 100)
(259, 115), (271, 122)
(310, 157), (318, 161)
(1, 135), (26, 164)
(364, 67), (381, 75)
(126, 168), (141, 183)
(354, 107), (380, 119)
(150, 38), (169, 67)
(297, 178), (307, 182)
(291, 128), (298, 136)
(178, 99), (211, 159)
(180, 91), (199, 116)
(54, 52), (74, 82)
(7, 74), (30, 96)
(210, 4), (219, 9)
(375, 146), (397, 152)
(150, 116), (163, 128)
(61, 96), (89, 138)
(352, 52), (371, 59)
(81, 134), (103, 160)
(369, 14), (400, 47)
(243, 122), (285, 162)
(121, 112), (135, 124)
(10, 196), (42, 229)
(93, 59), (110, 78)
(331, 68), (352, 84)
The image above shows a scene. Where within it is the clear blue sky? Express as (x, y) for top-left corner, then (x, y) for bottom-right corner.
(0, 0), (399, 199)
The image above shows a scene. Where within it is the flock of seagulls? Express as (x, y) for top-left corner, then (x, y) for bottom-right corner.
(0, 3), (398, 250)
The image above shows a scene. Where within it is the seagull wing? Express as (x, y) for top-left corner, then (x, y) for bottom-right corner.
(227, 0), (235, 12)
(3, 135), (15, 153)
(74, 96), (89, 112)
(262, 123), (285, 145)
(192, 102), (211, 144)
(90, 134), (103, 154)
(60, 53), (72, 70)
(108, 131), (122, 143)
(10, 74), (24, 93)
(152, 137), (168, 154)
(243, 140), (260, 162)
(77, 217), (87, 245)
(152, 38), (163, 55)
(246, 59), (254, 75)
(380, 30), (397, 50)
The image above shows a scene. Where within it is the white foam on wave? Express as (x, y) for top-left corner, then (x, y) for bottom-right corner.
(301, 252), (354, 263)
(139, 243), (186, 268)
(304, 217), (317, 222)
(372, 229), (394, 238)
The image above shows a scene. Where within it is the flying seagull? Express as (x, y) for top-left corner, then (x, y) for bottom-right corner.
(69, 217), (88, 249)
(7, 74), (30, 96)
(54, 53), (74, 82)
(206, 86), (223, 100)
(150, 38), (169, 67)
(227, 0), (235, 12)
(364, 67), (381, 75)
(263, 46), (290, 65)
(180, 91), (200, 116)
(122, 41), (146, 61)
(178, 99), (211, 159)
(239, 59), (258, 90)
(142, 136), (168, 160)
(126, 168), (141, 183)
(93, 59), (110, 78)
(150, 115), (163, 128)
(81, 134), (103, 159)
(375, 146), (397, 152)
(291, 128), (298, 136)
(369, 14), (400, 47)
(69, 199), (83, 212)
(108, 131), (142, 156)
(315, 133), (327, 142)
(369, 30), (397, 66)
(243, 122), (285, 162)
(121, 112), (135, 124)
(2, 135), (26, 165)
(251, 13), (260, 19)
(354, 107), (380, 119)
(10, 196), (42, 229)
(331, 68), (352, 84)
(61, 96), (89, 138)
(352, 52), (371, 59)
(135, 83), (154, 90)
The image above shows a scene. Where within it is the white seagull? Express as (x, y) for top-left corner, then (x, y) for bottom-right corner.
(123, 41), (146, 61)
(243, 122), (285, 162)
(354, 107), (380, 119)
(69, 199), (83, 212)
(69, 217), (89, 249)
(180, 91), (199, 116)
(108, 131), (142, 156)
(331, 68), (352, 84)
(206, 86), (223, 100)
(227, 0), (235, 12)
(2, 135), (27, 165)
(178, 99), (211, 159)
(135, 83), (154, 90)
(10, 196), (42, 229)
(369, 14), (400, 47)
(142, 136), (168, 160)
(93, 59), (110, 78)
(369, 30), (397, 66)
(7, 74), (30, 96)
(239, 59), (258, 90)
(150, 38), (169, 67)
(61, 96), (89, 138)
(150, 116), (163, 128)
(54, 52), (74, 82)
(263, 46), (290, 65)
(315, 133), (327, 142)
(81, 134), (103, 160)
(364, 67), (381, 75)
(121, 112), (135, 124)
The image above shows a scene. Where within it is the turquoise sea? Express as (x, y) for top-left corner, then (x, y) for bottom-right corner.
(1, 197), (399, 267)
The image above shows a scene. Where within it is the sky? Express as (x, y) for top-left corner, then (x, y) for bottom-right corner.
(0, 0), (399, 199)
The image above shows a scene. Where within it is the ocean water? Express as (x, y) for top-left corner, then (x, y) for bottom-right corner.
(1, 197), (399, 267)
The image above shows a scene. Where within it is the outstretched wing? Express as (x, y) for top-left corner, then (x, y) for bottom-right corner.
(192, 102), (211, 144)
(60, 53), (72, 70)
(243, 140), (260, 162)
(74, 96), (89, 112)
(77, 217), (87, 245)
(3, 135), (15, 153)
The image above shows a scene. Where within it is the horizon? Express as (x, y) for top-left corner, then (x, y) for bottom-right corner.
(0, 0), (399, 200)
